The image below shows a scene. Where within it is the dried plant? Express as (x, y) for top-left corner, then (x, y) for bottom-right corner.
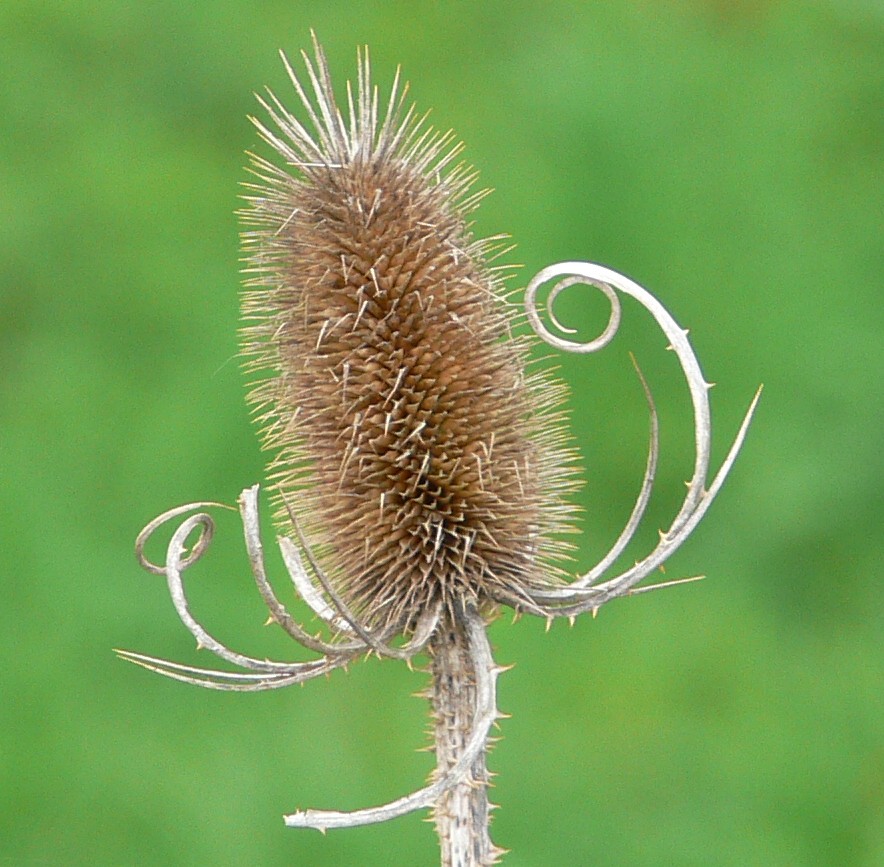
(119, 35), (760, 866)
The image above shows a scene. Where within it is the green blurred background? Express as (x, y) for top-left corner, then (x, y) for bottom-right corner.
(1, 1), (881, 864)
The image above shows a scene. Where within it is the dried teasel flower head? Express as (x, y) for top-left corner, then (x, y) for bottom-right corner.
(239, 37), (581, 632)
(122, 37), (760, 857)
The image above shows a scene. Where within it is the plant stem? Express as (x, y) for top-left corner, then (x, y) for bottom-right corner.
(430, 613), (502, 866)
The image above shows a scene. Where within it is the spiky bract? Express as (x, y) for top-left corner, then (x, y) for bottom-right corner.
(240, 38), (579, 632)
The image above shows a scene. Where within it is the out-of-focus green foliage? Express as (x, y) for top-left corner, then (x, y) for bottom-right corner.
(0, 2), (880, 864)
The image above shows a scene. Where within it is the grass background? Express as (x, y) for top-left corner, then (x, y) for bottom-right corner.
(1, 1), (881, 864)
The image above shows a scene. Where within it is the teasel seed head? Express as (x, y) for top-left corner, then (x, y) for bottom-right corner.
(240, 37), (581, 633)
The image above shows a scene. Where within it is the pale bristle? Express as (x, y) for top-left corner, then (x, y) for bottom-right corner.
(240, 37), (580, 631)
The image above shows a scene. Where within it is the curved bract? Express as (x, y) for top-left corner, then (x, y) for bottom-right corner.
(118, 260), (759, 837)
(522, 262), (762, 615)
(117, 483), (495, 831)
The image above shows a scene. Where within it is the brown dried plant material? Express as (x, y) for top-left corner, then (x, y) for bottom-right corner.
(240, 37), (580, 633)
(120, 34), (760, 867)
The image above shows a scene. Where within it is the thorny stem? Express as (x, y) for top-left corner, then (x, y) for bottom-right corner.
(430, 613), (504, 866)
(282, 606), (501, 834)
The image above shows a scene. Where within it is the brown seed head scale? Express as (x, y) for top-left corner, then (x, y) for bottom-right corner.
(239, 38), (581, 634)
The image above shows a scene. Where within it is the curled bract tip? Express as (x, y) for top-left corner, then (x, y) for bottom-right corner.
(523, 261), (760, 613)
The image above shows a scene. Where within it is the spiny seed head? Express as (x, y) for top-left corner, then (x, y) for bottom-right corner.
(240, 37), (580, 632)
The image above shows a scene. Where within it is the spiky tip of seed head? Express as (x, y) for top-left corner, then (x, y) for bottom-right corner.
(239, 35), (581, 634)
